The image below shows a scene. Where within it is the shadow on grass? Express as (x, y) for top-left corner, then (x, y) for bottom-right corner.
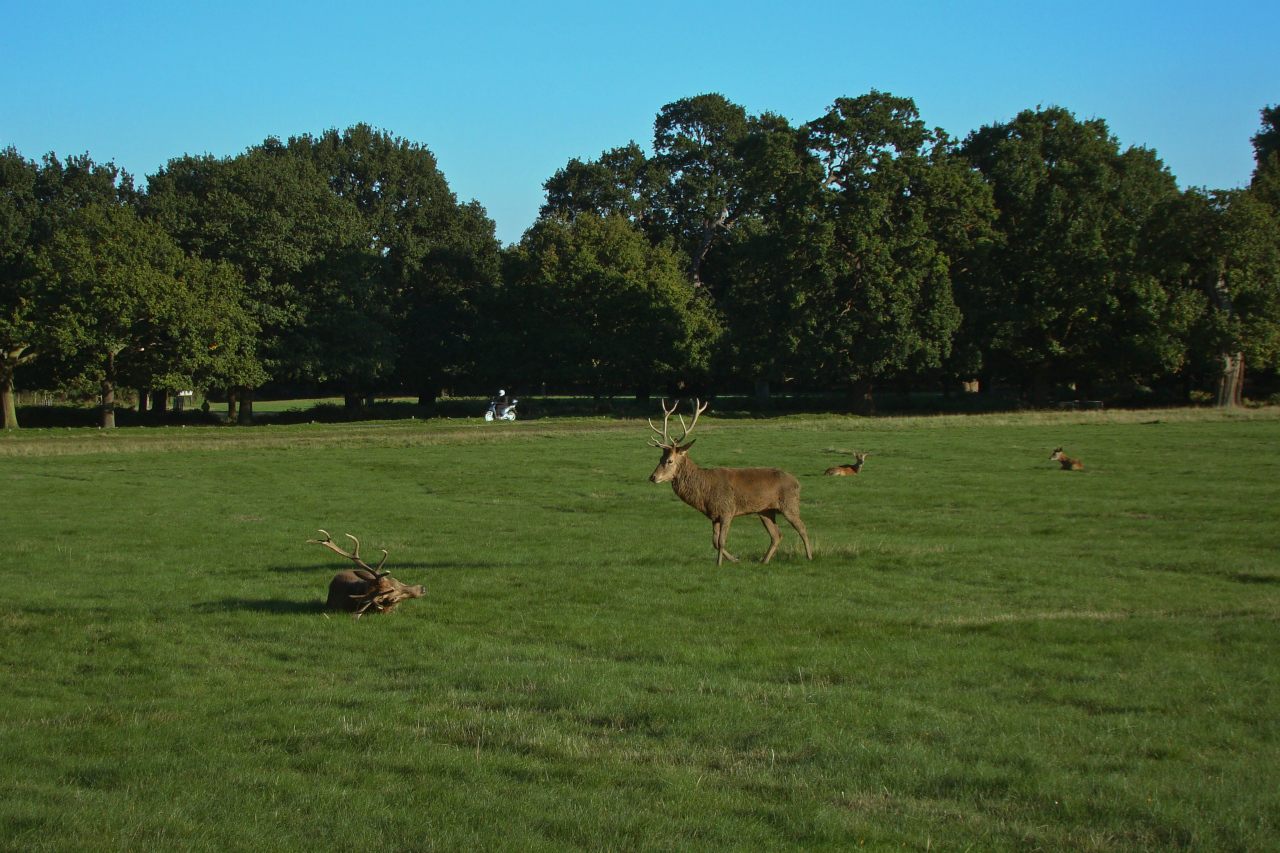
(194, 598), (325, 615)
(267, 562), (347, 574)
(266, 561), (502, 574)
(1233, 572), (1280, 584)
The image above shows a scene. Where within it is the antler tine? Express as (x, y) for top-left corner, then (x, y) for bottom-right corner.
(674, 398), (709, 444)
(342, 534), (391, 575)
(307, 529), (388, 575)
(307, 529), (354, 559)
(647, 398), (678, 448)
(306, 529), (333, 545)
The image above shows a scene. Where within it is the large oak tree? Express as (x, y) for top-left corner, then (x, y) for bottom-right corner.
(957, 107), (1181, 403)
(2, 151), (135, 428)
(32, 204), (251, 427)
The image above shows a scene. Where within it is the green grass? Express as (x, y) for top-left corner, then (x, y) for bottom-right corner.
(2, 408), (1278, 851)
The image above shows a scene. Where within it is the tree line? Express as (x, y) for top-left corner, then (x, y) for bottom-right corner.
(3, 95), (1279, 429)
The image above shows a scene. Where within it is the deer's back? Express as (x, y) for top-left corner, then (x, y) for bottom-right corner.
(693, 466), (800, 516)
(327, 569), (375, 611)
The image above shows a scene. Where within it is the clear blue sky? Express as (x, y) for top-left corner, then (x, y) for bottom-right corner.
(2, 0), (1276, 245)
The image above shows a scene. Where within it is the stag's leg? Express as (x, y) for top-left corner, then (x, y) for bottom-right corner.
(710, 520), (740, 564)
(715, 516), (740, 566)
(759, 511), (783, 564)
(781, 508), (813, 560)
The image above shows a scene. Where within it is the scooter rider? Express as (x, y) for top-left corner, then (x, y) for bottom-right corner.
(486, 389), (516, 421)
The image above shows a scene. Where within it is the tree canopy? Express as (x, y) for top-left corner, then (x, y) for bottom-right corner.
(2, 151), (137, 428)
(501, 213), (717, 397)
(7, 100), (1280, 425)
(33, 204), (251, 427)
(957, 107), (1182, 401)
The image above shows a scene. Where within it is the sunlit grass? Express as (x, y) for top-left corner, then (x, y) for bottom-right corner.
(1, 408), (1278, 851)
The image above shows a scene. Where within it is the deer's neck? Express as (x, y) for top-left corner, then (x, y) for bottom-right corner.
(671, 457), (712, 510)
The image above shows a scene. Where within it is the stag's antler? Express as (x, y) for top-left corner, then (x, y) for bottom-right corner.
(676, 399), (708, 443)
(648, 399), (708, 448)
(307, 529), (389, 576)
(350, 582), (398, 618)
(648, 399), (678, 448)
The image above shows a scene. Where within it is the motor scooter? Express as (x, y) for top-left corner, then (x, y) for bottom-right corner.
(484, 398), (517, 421)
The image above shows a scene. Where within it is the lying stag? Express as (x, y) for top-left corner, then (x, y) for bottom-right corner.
(1050, 447), (1084, 471)
(648, 399), (812, 565)
(307, 530), (425, 618)
(825, 452), (868, 476)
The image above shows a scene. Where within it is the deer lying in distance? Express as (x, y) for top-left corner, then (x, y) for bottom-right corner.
(648, 399), (813, 566)
(307, 530), (426, 618)
(825, 452), (868, 476)
(1050, 447), (1083, 471)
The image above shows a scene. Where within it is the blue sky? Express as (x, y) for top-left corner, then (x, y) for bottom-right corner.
(2, 0), (1276, 244)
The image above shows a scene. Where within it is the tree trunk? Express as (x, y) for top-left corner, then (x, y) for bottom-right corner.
(1216, 352), (1245, 408)
(137, 388), (149, 417)
(1210, 271), (1242, 408)
(237, 386), (254, 425)
(1, 346), (35, 430)
(754, 379), (771, 402)
(227, 387), (238, 422)
(1031, 365), (1050, 408)
(344, 393), (362, 416)
(688, 208), (729, 287)
(849, 379), (875, 415)
(151, 389), (167, 420)
(1, 372), (18, 430)
(101, 379), (116, 429)
(417, 380), (442, 415)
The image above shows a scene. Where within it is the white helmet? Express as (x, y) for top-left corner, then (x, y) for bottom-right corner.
(498, 389), (505, 396)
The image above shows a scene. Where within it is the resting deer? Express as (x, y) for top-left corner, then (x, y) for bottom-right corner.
(825, 452), (868, 476)
(648, 399), (813, 566)
(1050, 447), (1083, 471)
(307, 530), (426, 618)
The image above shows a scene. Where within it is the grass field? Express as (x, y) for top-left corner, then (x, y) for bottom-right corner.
(2, 407), (1278, 851)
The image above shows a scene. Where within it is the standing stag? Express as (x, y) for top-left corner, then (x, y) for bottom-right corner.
(1050, 447), (1084, 470)
(648, 399), (813, 565)
(307, 530), (426, 618)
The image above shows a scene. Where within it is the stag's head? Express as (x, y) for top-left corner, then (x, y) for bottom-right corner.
(648, 399), (708, 483)
(1050, 447), (1066, 461)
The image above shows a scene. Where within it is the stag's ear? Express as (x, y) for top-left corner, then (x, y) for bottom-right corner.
(677, 439), (696, 452)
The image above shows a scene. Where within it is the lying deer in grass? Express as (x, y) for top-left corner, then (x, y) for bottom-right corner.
(1050, 447), (1084, 471)
(648, 399), (812, 566)
(825, 452), (868, 476)
(307, 530), (426, 618)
